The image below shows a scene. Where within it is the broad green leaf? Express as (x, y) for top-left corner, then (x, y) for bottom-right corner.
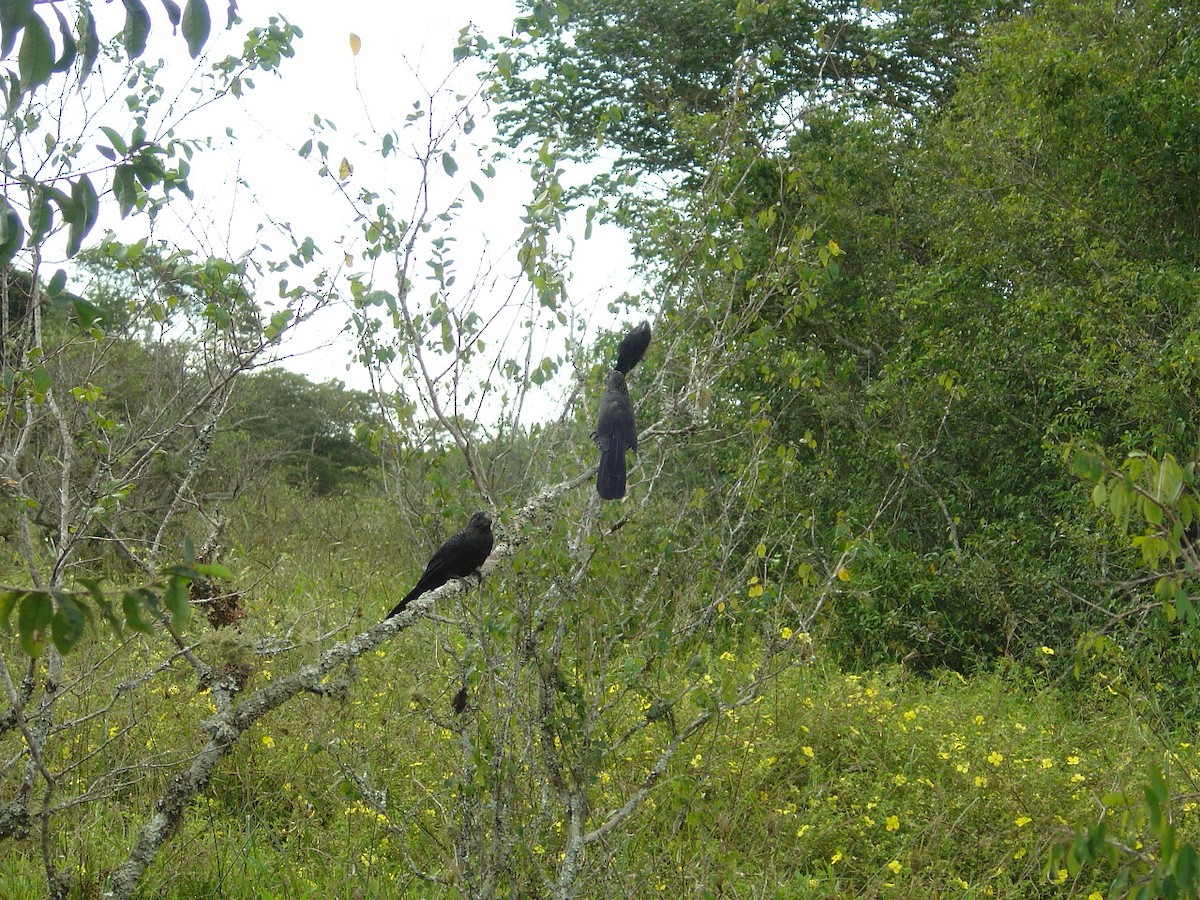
(51, 592), (87, 653)
(0, 590), (25, 631)
(442, 152), (458, 176)
(78, 577), (121, 635)
(1178, 592), (1197, 627)
(1157, 453), (1184, 505)
(122, 589), (156, 634)
(113, 165), (137, 218)
(50, 7), (77, 74)
(77, 6), (99, 85)
(27, 186), (52, 242)
(30, 366), (52, 396)
(17, 12), (52, 92)
(71, 297), (105, 328)
(46, 268), (66, 295)
(161, 0), (182, 26)
(121, 0), (151, 59)
(18, 591), (53, 656)
(164, 564), (204, 581)
(0, 201), (24, 267)
(1071, 449), (1103, 482)
(65, 174), (99, 256)
(532, 2), (554, 32)
(181, 0), (211, 59)
(163, 576), (191, 629)
(0, 0), (35, 60)
(100, 125), (129, 156)
(264, 309), (293, 342)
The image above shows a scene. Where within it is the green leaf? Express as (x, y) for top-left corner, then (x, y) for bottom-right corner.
(113, 165), (137, 218)
(30, 365), (52, 396)
(122, 589), (157, 635)
(17, 12), (53, 92)
(161, 0), (182, 27)
(195, 562), (233, 579)
(1178, 844), (1199, 891)
(65, 174), (99, 257)
(1158, 453), (1184, 505)
(0, 0), (34, 60)
(51, 592), (87, 653)
(1178, 592), (1197, 627)
(1071, 449), (1103, 482)
(163, 576), (191, 629)
(0, 201), (25, 267)
(27, 186), (52, 243)
(181, 0), (211, 58)
(71, 297), (105, 328)
(50, 7), (77, 74)
(442, 152), (458, 176)
(78, 6), (99, 85)
(121, 0), (152, 59)
(164, 564), (204, 581)
(18, 591), (53, 656)
(78, 577), (121, 635)
(264, 308), (293, 342)
(46, 268), (66, 296)
(0, 590), (25, 632)
(100, 126), (129, 156)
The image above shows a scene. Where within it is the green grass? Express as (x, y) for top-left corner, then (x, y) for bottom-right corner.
(3, 494), (1198, 898)
(5, 631), (1194, 898)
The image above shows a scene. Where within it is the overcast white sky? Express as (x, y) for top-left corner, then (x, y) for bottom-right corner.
(142, 0), (641, 394)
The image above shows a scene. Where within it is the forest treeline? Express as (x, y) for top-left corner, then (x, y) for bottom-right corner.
(482, 0), (1200, 682)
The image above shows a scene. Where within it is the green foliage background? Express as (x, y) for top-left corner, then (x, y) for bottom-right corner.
(7, 0), (1200, 897)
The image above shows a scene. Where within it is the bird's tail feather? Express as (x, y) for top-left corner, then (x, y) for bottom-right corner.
(385, 586), (422, 620)
(596, 448), (627, 500)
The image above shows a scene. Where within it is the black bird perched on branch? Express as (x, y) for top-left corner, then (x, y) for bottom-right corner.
(386, 511), (494, 619)
(594, 370), (637, 500)
(614, 320), (651, 375)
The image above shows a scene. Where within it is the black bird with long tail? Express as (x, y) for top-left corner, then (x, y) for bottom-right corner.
(386, 511), (494, 618)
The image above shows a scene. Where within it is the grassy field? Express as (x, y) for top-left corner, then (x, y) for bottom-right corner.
(3, 592), (1195, 899)
(1, 494), (1195, 898)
